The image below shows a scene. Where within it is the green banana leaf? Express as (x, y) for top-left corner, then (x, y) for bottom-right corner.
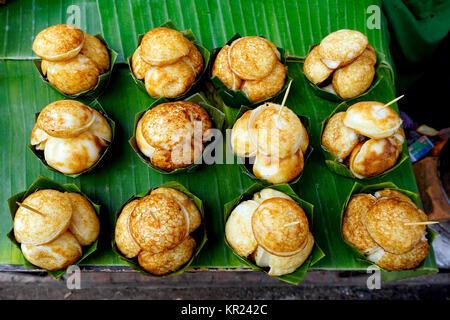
(111, 181), (207, 277)
(6, 175), (101, 278)
(0, 0), (436, 282)
(28, 100), (116, 178)
(339, 182), (438, 281)
(229, 105), (313, 185)
(320, 101), (409, 179)
(33, 34), (118, 101)
(224, 183), (324, 285)
(127, 21), (211, 100)
(129, 92), (224, 174)
(210, 33), (292, 108)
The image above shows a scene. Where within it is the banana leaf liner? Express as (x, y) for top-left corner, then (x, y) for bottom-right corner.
(129, 92), (224, 174)
(111, 181), (207, 277)
(33, 34), (118, 101)
(224, 183), (325, 285)
(127, 20), (210, 100)
(229, 105), (313, 185)
(6, 175), (101, 278)
(340, 182), (438, 282)
(320, 101), (408, 180)
(210, 33), (293, 108)
(28, 99), (115, 178)
(300, 45), (393, 102)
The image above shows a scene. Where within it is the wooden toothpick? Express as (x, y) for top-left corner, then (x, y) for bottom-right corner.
(276, 79), (293, 127)
(284, 220), (300, 228)
(377, 95), (404, 114)
(16, 201), (45, 216)
(404, 221), (440, 226)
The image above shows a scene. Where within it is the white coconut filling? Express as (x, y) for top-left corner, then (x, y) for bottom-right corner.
(321, 59), (340, 69)
(366, 246), (385, 264)
(322, 84), (337, 95)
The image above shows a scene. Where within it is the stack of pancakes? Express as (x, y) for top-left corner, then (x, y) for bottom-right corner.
(212, 36), (287, 103)
(226, 188), (314, 276)
(33, 24), (110, 95)
(131, 27), (203, 98)
(322, 101), (404, 178)
(303, 29), (376, 99)
(115, 187), (201, 275)
(342, 189), (429, 271)
(31, 100), (112, 175)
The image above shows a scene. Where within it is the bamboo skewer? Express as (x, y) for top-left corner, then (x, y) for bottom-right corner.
(376, 95), (404, 115)
(284, 220), (300, 228)
(16, 201), (45, 216)
(404, 221), (440, 226)
(276, 79), (293, 128)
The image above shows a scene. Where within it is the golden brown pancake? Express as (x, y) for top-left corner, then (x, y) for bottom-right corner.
(32, 24), (85, 61)
(30, 125), (51, 150)
(364, 198), (426, 254)
(303, 45), (333, 84)
(349, 138), (401, 178)
(321, 112), (360, 162)
(253, 148), (304, 184)
(372, 240), (429, 271)
(66, 192), (100, 246)
(231, 110), (256, 157)
(129, 194), (188, 254)
(131, 46), (153, 80)
(144, 60), (195, 98)
(80, 33), (110, 73)
(229, 36), (278, 80)
(318, 29), (368, 69)
(140, 27), (191, 66)
(252, 188), (294, 204)
(332, 53), (375, 99)
(342, 193), (377, 253)
(343, 101), (402, 139)
(138, 236), (196, 275)
(252, 198), (309, 256)
(36, 100), (95, 139)
(374, 189), (415, 206)
(115, 200), (142, 258)
(225, 200), (259, 257)
(14, 189), (72, 246)
(211, 45), (243, 90)
(44, 132), (103, 174)
(182, 42), (204, 76)
(241, 61), (287, 102)
(45, 54), (100, 95)
(90, 109), (112, 146)
(150, 140), (203, 171)
(150, 187), (201, 233)
(21, 231), (82, 271)
(176, 101), (212, 143)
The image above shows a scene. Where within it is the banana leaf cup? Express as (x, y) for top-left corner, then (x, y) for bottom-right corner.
(129, 92), (224, 174)
(340, 182), (438, 282)
(320, 101), (408, 180)
(224, 183), (325, 285)
(229, 105), (313, 185)
(29, 99), (115, 178)
(111, 181), (207, 277)
(210, 33), (292, 108)
(300, 45), (393, 102)
(33, 34), (117, 101)
(6, 175), (101, 278)
(128, 20), (210, 100)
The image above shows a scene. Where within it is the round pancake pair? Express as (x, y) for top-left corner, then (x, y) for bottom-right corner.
(212, 36), (287, 103)
(135, 101), (212, 171)
(231, 103), (309, 183)
(225, 188), (314, 276)
(321, 101), (403, 178)
(131, 27), (204, 98)
(14, 189), (99, 270)
(303, 29), (376, 99)
(30, 100), (112, 175)
(115, 187), (201, 275)
(342, 189), (429, 271)
(33, 24), (110, 95)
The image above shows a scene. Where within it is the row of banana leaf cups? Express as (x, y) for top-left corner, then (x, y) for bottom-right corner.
(28, 93), (409, 186)
(34, 20), (387, 105)
(6, 176), (436, 283)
